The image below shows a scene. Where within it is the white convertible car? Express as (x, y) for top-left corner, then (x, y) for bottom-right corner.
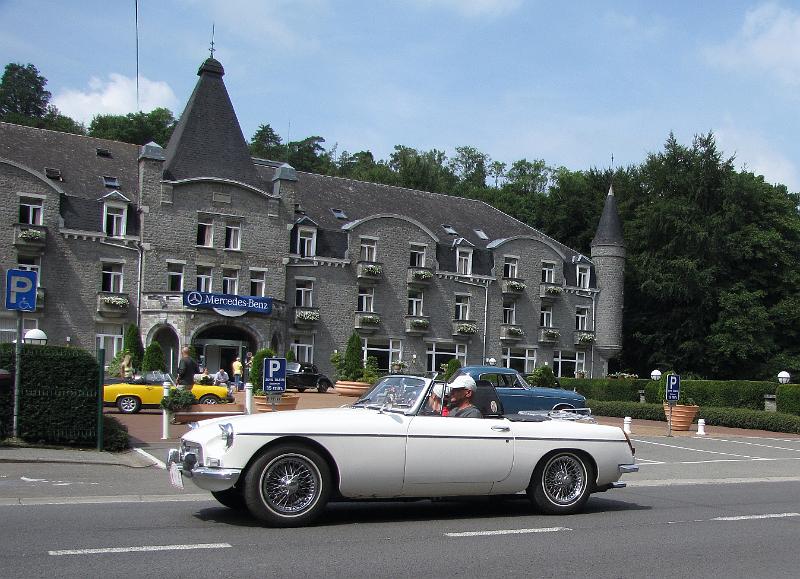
(168, 375), (638, 527)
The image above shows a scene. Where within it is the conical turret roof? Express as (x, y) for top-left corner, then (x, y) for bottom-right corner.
(163, 58), (262, 188)
(591, 184), (624, 247)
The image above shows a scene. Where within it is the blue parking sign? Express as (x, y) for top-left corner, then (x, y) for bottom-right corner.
(5, 269), (38, 312)
(666, 374), (681, 402)
(262, 358), (287, 393)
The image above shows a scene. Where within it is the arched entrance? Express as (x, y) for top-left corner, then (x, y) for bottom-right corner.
(152, 325), (180, 375)
(194, 324), (257, 377)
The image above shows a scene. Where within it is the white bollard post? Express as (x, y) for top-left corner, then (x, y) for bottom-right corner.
(623, 416), (632, 435)
(245, 382), (253, 414)
(161, 381), (171, 440)
(697, 418), (706, 436)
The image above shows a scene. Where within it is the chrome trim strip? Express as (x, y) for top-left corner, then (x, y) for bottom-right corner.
(237, 432), (627, 444)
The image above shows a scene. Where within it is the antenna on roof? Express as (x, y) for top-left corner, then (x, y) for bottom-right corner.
(209, 23), (216, 58)
(135, 0), (140, 111)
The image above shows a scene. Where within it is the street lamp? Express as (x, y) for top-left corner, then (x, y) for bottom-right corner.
(487, 357), (497, 366)
(24, 329), (48, 345)
(778, 371), (790, 384)
(650, 369), (662, 381)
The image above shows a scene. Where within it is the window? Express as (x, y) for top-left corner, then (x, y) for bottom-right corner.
(196, 266), (212, 292)
(225, 222), (241, 250)
(250, 269), (266, 297)
(19, 196), (43, 225)
(408, 290), (423, 316)
(222, 269), (238, 295)
(503, 257), (518, 279)
(363, 338), (403, 372)
(0, 317), (37, 344)
(577, 265), (590, 289)
(96, 148), (112, 158)
(540, 306), (553, 328)
(456, 248), (472, 275)
(167, 263), (184, 292)
(357, 286), (374, 312)
(502, 348), (537, 374)
(576, 307), (589, 331)
(503, 301), (516, 325)
(553, 350), (586, 378)
(474, 229), (489, 240)
(297, 227), (316, 257)
(360, 238), (377, 262)
(455, 295), (470, 320)
(18, 256), (40, 287)
(197, 218), (214, 247)
(331, 208), (347, 220)
(96, 323), (123, 365)
(541, 261), (555, 284)
(104, 203), (126, 237)
(410, 244), (426, 268)
(101, 263), (123, 293)
(426, 342), (467, 373)
(442, 224), (457, 235)
(291, 338), (314, 363)
(295, 280), (313, 307)
(103, 175), (120, 188)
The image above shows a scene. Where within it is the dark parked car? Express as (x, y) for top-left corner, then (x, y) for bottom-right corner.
(452, 366), (587, 414)
(286, 362), (333, 393)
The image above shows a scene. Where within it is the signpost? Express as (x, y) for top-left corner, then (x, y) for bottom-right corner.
(665, 374), (681, 437)
(5, 269), (38, 439)
(262, 358), (287, 411)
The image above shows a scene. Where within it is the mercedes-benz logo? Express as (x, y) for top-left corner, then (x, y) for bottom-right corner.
(186, 291), (203, 307)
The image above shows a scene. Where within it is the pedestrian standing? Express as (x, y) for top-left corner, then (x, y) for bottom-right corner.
(244, 351), (253, 382)
(176, 346), (199, 392)
(232, 356), (244, 391)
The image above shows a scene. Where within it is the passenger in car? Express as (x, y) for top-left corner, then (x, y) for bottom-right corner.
(421, 383), (446, 416)
(447, 375), (483, 418)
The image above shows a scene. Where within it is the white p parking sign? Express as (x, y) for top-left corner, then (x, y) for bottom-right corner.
(5, 269), (38, 312)
(262, 358), (287, 393)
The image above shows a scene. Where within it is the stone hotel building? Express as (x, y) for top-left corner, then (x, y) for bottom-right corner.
(0, 57), (625, 379)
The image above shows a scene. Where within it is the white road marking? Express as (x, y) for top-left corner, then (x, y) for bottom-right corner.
(632, 439), (760, 459)
(445, 527), (571, 537)
(627, 476), (800, 487)
(707, 438), (800, 453)
(712, 513), (800, 521)
(49, 543), (231, 556)
(0, 494), (211, 506)
(133, 447), (166, 469)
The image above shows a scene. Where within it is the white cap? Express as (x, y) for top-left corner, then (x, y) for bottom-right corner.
(449, 374), (476, 392)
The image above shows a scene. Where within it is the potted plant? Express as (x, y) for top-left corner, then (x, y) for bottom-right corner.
(655, 373), (700, 430)
(249, 347), (300, 412)
(332, 332), (378, 397)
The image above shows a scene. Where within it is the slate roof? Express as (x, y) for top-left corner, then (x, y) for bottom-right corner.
(163, 58), (263, 189)
(0, 122), (140, 233)
(591, 185), (625, 247)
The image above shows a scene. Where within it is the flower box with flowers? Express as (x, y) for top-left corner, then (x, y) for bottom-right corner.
(362, 264), (382, 276)
(359, 314), (381, 326)
(506, 326), (524, 336)
(541, 328), (560, 341)
(409, 318), (429, 329)
(295, 309), (320, 322)
(505, 280), (526, 292)
(456, 323), (479, 335)
(412, 270), (434, 280)
(18, 229), (46, 242)
(545, 286), (563, 296)
(576, 332), (595, 344)
(101, 295), (130, 308)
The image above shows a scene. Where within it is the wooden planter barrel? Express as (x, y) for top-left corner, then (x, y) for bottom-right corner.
(663, 403), (700, 431)
(334, 381), (372, 397)
(253, 394), (301, 412)
(173, 403), (245, 424)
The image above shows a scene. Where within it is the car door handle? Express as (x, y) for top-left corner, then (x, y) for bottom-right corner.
(491, 425), (510, 432)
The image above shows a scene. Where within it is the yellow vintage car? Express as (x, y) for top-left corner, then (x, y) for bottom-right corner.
(104, 371), (234, 414)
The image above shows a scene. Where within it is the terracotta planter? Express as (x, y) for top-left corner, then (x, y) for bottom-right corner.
(663, 403), (700, 431)
(334, 380), (372, 397)
(253, 394), (301, 412)
(173, 403), (245, 424)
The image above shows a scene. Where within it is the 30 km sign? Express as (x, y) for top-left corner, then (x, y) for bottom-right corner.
(262, 358), (287, 393)
(5, 269), (37, 312)
(666, 374), (681, 402)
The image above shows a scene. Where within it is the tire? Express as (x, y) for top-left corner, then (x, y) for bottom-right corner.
(296, 387), (307, 393)
(199, 394), (220, 404)
(116, 395), (141, 414)
(316, 380), (331, 393)
(243, 444), (331, 527)
(528, 451), (593, 515)
(211, 487), (246, 510)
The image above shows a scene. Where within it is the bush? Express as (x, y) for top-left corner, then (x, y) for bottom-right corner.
(160, 388), (197, 412)
(250, 348), (276, 388)
(527, 365), (558, 388)
(341, 332), (364, 382)
(644, 378), (775, 409)
(106, 348), (130, 378)
(285, 349), (296, 363)
(776, 384), (800, 415)
(141, 342), (165, 372)
(564, 378), (641, 402)
(103, 415), (130, 451)
(443, 358), (462, 381)
(123, 324), (144, 371)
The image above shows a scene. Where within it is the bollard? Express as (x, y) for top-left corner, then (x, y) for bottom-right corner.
(162, 381), (171, 440)
(696, 418), (706, 436)
(245, 382), (253, 414)
(623, 416), (632, 434)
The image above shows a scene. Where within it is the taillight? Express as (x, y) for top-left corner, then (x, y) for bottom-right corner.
(624, 431), (635, 456)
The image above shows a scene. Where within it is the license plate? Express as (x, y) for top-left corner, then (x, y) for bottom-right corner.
(168, 462), (184, 489)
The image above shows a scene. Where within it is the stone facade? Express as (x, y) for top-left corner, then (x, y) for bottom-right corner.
(0, 57), (624, 380)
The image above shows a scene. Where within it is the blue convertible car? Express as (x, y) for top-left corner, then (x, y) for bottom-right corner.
(451, 366), (587, 414)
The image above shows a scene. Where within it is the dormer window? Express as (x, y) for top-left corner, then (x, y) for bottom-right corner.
(442, 224), (457, 235)
(331, 208), (347, 219)
(96, 148), (112, 158)
(297, 227), (316, 258)
(103, 176), (120, 188)
(103, 203), (126, 238)
(577, 265), (590, 289)
(456, 248), (473, 275)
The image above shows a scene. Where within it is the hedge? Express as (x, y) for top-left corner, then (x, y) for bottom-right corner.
(563, 378), (643, 402)
(586, 399), (800, 434)
(643, 379), (776, 410)
(776, 384), (800, 416)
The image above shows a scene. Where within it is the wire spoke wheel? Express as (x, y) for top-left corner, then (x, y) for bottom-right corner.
(260, 453), (321, 517)
(529, 451), (592, 514)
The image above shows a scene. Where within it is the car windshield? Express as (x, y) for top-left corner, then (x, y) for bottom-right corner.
(286, 362), (302, 373)
(353, 376), (428, 412)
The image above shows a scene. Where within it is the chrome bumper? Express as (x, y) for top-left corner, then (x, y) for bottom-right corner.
(167, 448), (241, 492)
(618, 463), (639, 474)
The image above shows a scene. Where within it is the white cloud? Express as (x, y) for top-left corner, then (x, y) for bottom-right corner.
(715, 125), (799, 192)
(52, 74), (179, 124)
(412, 0), (522, 18)
(705, 2), (800, 86)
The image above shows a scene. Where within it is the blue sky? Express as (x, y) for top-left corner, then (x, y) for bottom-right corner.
(1, 0), (798, 191)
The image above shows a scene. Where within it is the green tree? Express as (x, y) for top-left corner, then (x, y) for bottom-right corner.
(250, 348), (276, 391)
(449, 145), (489, 191)
(123, 324), (144, 371)
(0, 63), (50, 121)
(88, 107), (176, 146)
(141, 341), (166, 372)
(249, 123), (285, 160)
(389, 145), (456, 193)
(341, 332), (364, 382)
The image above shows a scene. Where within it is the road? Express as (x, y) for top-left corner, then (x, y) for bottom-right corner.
(1, 434), (799, 578)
